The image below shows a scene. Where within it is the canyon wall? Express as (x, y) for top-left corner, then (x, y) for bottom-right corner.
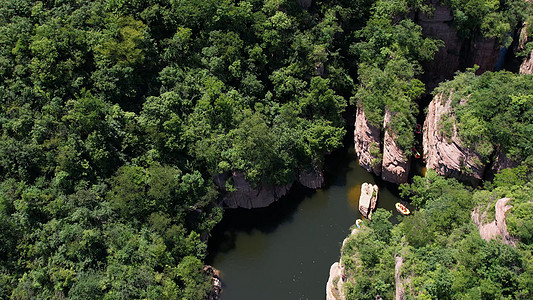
(422, 92), (486, 184)
(418, 1), (501, 89)
(353, 106), (411, 184)
(214, 168), (324, 209)
(354, 105), (382, 176)
(518, 22), (533, 74)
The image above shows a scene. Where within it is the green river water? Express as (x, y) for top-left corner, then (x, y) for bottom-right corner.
(207, 147), (415, 299)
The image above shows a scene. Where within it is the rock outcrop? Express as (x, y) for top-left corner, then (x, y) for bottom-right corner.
(395, 256), (405, 300)
(490, 150), (519, 175)
(472, 198), (516, 246)
(423, 92), (486, 184)
(418, 1), (500, 89)
(354, 105), (382, 176)
(326, 262), (345, 300)
(326, 227), (362, 300)
(298, 167), (324, 189)
(358, 183), (378, 219)
(518, 22), (533, 74)
(214, 167), (324, 209)
(204, 265), (222, 300)
(381, 110), (411, 183)
(214, 171), (292, 209)
(519, 49), (533, 74)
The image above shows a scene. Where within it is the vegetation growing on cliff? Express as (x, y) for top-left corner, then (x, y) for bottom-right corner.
(434, 70), (533, 163)
(352, 0), (441, 152)
(340, 166), (533, 300)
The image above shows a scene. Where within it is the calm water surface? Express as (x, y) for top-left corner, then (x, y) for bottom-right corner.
(207, 148), (407, 300)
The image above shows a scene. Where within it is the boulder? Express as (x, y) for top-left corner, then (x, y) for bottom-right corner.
(423, 92), (486, 184)
(518, 23), (533, 74)
(359, 183), (379, 219)
(381, 109), (411, 184)
(354, 105), (382, 176)
(472, 198), (516, 246)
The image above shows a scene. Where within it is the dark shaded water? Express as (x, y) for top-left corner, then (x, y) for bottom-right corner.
(207, 148), (407, 300)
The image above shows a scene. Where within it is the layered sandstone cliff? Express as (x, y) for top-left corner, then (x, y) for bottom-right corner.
(423, 92), (486, 184)
(326, 262), (346, 300)
(214, 171), (292, 209)
(214, 167), (324, 209)
(418, 1), (500, 88)
(518, 22), (533, 74)
(472, 198), (516, 246)
(382, 110), (411, 183)
(354, 105), (382, 176)
(354, 105), (411, 184)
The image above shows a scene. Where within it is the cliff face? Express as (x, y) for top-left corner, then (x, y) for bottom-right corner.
(381, 110), (411, 183)
(418, 2), (500, 89)
(472, 198), (516, 246)
(518, 23), (533, 74)
(214, 168), (324, 209)
(423, 92), (486, 184)
(354, 105), (382, 176)
(214, 172), (292, 209)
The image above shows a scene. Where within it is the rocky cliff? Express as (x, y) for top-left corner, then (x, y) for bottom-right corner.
(518, 22), (533, 74)
(214, 168), (324, 209)
(423, 92), (486, 184)
(295, 0), (312, 9)
(214, 171), (293, 209)
(381, 110), (411, 183)
(354, 105), (411, 184)
(354, 105), (382, 176)
(358, 183), (378, 219)
(472, 197), (516, 246)
(418, 1), (500, 89)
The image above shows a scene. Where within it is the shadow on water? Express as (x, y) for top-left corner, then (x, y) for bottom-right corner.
(205, 113), (408, 299)
(206, 184), (311, 261)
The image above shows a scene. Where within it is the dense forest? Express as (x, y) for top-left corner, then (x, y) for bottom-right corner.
(0, 0), (531, 299)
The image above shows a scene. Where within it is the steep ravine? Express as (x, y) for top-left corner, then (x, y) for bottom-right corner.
(353, 1), (512, 184)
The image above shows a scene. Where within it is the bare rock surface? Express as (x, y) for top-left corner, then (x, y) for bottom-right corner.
(518, 23), (533, 74)
(204, 265), (222, 300)
(395, 256), (405, 300)
(472, 198), (516, 246)
(520, 49), (533, 74)
(381, 110), (411, 184)
(359, 183), (378, 219)
(423, 92), (486, 184)
(490, 150), (519, 175)
(326, 262), (345, 300)
(214, 172), (292, 209)
(354, 105), (382, 176)
(418, 1), (499, 88)
(298, 167), (325, 189)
